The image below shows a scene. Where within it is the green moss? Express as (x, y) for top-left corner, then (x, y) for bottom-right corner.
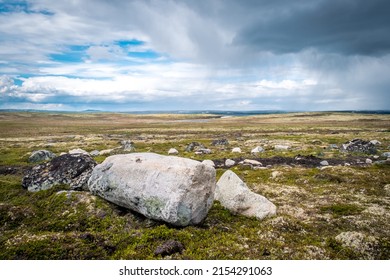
(320, 204), (363, 217)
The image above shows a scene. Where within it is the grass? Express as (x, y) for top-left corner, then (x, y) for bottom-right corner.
(0, 112), (389, 260)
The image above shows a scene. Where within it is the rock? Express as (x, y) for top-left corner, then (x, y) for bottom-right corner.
(241, 159), (262, 166)
(365, 158), (373, 164)
(231, 147), (241, 153)
(99, 149), (113, 156)
(274, 145), (290, 151)
(120, 140), (135, 152)
(22, 154), (97, 192)
(340, 139), (377, 154)
(251, 146), (264, 154)
(168, 148), (179, 155)
(154, 240), (185, 257)
(88, 153), (216, 226)
(211, 139), (229, 146)
(28, 150), (56, 163)
(382, 152), (390, 157)
(194, 148), (211, 155)
(320, 160), (329, 166)
(60, 152), (67, 156)
(69, 148), (89, 155)
(215, 170), (276, 220)
(185, 142), (205, 152)
(225, 159), (235, 167)
(90, 150), (100, 157)
(328, 144), (339, 149)
(202, 160), (215, 167)
(335, 231), (377, 259)
(370, 140), (381, 145)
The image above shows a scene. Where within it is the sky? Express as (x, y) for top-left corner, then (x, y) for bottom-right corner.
(0, 0), (389, 112)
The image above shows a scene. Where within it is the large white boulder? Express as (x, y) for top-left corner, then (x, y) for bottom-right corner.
(215, 170), (276, 220)
(88, 153), (216, 226)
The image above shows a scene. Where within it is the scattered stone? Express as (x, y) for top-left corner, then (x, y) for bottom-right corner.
(274, 145), (290, 151)
(382, 152), (390, 157)
(90, 150), (100, 157)
(241, 159), (262, 166)
(60, 152), (67, 156)
(99, 149), (113, 156)
(231, 147), (241, 153)
(211, 139), (229, 146)
(320, 160), (329, 166)
(69, 148), (89, 155)
(22, 154), (97, 192)
(365, 158), (373, 164)
(251, 146), (264, 154)
(185, 142), (205, 152)
(28, 150), (56, 163)
(194, 148), (211, 155)
(340, 139), (377, 154)
(215, 170), (276, 220)
(168, 148), (179, 155)
(328, 144), (339, 149)
(373, 155), (379, 159)
(154, 240), (185, 257)
(311, 140), (322, 145)
(202, 160), (215, 167)
(225, 159), (235, 167)
(370, 140), (381, 145)
(120, 140), (135, 152)
(88, 153), (216, 226)
(335, 231), (378, 259)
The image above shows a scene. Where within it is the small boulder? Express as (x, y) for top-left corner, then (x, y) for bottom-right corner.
(90, 150), (100, 157)
(365, 158), (373, 164)
(232, 147), (241, 153)
(369, 140), (381, 145)
(251, 146), (264, 154)
(194, 148), (212, 155)
(28, 150), (56, 163)
(215, 170), (276, 220)
(211, 139), (229, 146)
(274, 145), (290, 151)
(88, 153), (216, 226)
(120, 140), (136, 152)
(99, 149), (113, 156)
(241, 159), (262, 166)
(225, 159), (235, 167)
(185, 142), (205, 152)
(22, 154), (97, 192)
(320, 160), (329, 166)
(382, 152), (390, 158)
(202, 160), (215, 167)
(69, 148), (89, 155)
(168, 148), (179, 155)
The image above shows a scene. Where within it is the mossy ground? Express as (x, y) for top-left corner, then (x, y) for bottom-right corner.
(0, 112), (389, 259)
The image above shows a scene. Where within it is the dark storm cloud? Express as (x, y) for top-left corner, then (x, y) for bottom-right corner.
(232, 0), (390, 56)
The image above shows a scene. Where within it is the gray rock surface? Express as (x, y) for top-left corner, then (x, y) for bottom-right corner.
(90, 150), (100, 157)
(185, 142), (205, 152)
(251, 146), (264, 154)
(28, 150), (56, 163)
(215, 170), (276, 220)
(211, 139), (229, 146)
(168, 148), (179, 155)
(341, 139), (377, 154)
(69, 148), (90, 155)
(121, 140), (135, 152)
(202, 159), (215, 167)
(274, 145), (290, 151)
(88, 153), (216, 226)
(225, 159), (235, 167)
(22, 154), (97, 192)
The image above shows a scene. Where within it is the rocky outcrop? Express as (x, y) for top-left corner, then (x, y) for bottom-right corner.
(215, 170), (276, 220)
(341, 139), (377, 154)
(22, 154), (97, 192)
(120, 140), (135, 152)
(28, 150), (56, 163)
(88, 153), (216, 226)
(185, 142), (205, 152)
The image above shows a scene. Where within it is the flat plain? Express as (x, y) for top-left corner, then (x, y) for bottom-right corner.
(0, 112), (389, 259)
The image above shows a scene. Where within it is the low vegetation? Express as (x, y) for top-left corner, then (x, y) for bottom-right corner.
(0, 112), (389, 259)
